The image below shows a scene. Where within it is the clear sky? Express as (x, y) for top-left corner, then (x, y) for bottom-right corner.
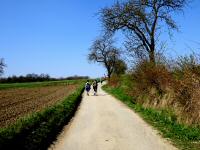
(0, 0), (200, 78)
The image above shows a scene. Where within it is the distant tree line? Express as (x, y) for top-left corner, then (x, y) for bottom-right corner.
(0, 57), (89, 83)
(0, 74), (89, 83)
(0, 73), (52, 83)
(64, 75), (89, 80)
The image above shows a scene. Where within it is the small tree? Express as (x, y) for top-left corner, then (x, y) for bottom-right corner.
(0, 58), (6, 76)
(101, 0), (187, 65)
(88, 36), (120, 79)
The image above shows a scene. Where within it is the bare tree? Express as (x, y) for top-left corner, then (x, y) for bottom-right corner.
(101, 0), (187, 65)
(88, 36), (120, 79)
(0, 58), (6, 76)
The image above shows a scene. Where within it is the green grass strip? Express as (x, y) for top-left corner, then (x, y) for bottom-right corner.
(102, 85), (200, 150)
(0, 84), (84, 150)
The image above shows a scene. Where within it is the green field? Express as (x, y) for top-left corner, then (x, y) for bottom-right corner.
(0, 80), (83, 90)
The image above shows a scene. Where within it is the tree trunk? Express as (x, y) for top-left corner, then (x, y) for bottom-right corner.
(107, 69), (112, 80)
(108, 73), (111, 80)
(106, 65), (112, 80)
(149, 50), (155, 64)
(149, 42), (156, 65)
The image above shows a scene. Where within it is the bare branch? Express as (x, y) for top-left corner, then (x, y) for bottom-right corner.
(88, 36), (121, 78)
(100, 0), (188, 64)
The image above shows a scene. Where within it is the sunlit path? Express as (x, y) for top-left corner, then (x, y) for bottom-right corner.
(49, 83), (177, 150)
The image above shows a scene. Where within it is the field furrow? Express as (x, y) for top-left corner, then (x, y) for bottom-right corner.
(0, 84), (78, 128)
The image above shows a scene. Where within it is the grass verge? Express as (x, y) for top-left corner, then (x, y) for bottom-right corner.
(102, 84), (200, 150)
(0, 84), (84, 150)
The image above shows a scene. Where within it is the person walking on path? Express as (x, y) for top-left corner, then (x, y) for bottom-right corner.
(85, 80), (91, 96)
(100, 78), (103, 84)
(92, 80), (98, 96)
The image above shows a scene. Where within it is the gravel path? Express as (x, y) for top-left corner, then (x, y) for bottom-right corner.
(49, 83), (177, 150)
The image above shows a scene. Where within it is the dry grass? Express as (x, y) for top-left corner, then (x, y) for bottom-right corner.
(131, 61), (172, 105)
(108, 74), (121, 87)
(109, 54), (200, 125)
(127, 55), (200, 125)
(173, 69), (200, 124)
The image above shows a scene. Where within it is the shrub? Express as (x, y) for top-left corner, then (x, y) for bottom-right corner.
(108, 74), (121, 87)
(173, 54), (200, 79)
(131, 60), (172, 104)
(171, 53), (200, 124)
(173, 69), (200, 124)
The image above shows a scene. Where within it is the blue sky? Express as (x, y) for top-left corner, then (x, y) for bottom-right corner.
(0, 0), (200, 78)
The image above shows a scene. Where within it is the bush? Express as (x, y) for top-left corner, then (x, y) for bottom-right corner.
(173, 54), (200, 79)
(131, 60), (172, 104)
(173, 69), (200, 124)
(171, 54), (200, 124)
(108, 74), (121, 87)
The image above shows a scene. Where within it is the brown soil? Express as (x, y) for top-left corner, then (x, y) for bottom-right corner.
(0, 84), (78, 128)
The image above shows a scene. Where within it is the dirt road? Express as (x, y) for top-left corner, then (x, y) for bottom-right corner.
(49, 83), (177, 150)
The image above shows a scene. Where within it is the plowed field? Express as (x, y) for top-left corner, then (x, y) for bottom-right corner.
(0, 84), (78, 128)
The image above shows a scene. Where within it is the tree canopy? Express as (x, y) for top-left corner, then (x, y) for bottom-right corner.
(88, 36), (121, 78)
(101, 0), (187, 64)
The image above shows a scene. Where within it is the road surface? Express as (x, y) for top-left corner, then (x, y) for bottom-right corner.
(49, 83), (177, 150)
